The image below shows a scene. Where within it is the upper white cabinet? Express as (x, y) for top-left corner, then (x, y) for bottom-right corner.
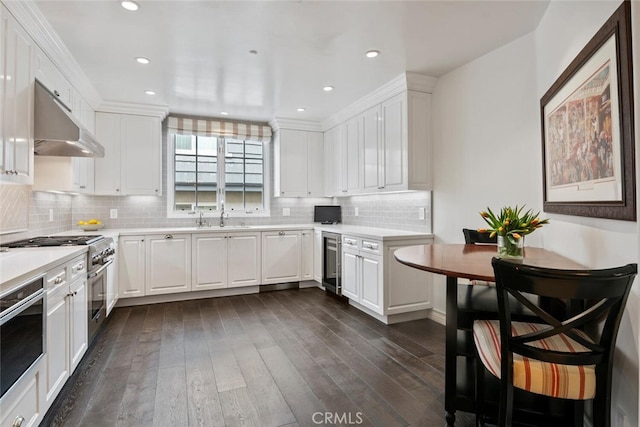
(274, 128), (324, 197)
(341, 116), (362, 195)
(94, 112), (161, 195)
(1, 6), (34, 184)
(35, 46), (71, 109)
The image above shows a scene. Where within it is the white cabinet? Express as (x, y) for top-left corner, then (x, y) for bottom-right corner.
(44, 255), (87, 410)
(341, 116), (362, 194)
(261, 230), (302, 284)
(274, 129), (324, 197)
(146, 233), (191, 295)
(1, 7), (34, 184)
(106, 240), (119, 315)
(362, 105), (382, 192)
(95, 112), (161, 195)
(301, 229), (314, 281)
(118, 235), (146, 298)
(341, 235), (432, 322)
(323, 125), (341, 197)
(0, 358), (44, 427)
(192, 232), (261, 290)
(341, 236), (382, 313)
(34, 46), (71, 108)
(313, 230), (322, 283)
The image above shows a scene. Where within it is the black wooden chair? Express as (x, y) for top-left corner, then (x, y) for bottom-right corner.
(474, 258), (637, 427)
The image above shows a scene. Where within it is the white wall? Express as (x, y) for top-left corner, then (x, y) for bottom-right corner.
(431, 1), (640, 424)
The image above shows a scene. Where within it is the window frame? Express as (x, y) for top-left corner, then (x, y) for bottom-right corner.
(167, 134), (271, 219)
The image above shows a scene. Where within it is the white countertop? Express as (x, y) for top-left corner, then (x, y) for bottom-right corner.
(65, 224), (433, 241)
(0, 246), (87, 293)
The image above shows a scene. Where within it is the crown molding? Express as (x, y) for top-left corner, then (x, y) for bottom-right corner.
(269, 118), (323, 132)
(3, 0), (103, 109)
(98, 101), (169, 119)
(321, 72), (437, 131)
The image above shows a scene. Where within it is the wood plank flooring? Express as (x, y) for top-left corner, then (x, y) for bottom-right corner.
(44, 288), (475, 427)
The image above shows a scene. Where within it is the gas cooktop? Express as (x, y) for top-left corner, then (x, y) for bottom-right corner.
(3, 235), (104, 248)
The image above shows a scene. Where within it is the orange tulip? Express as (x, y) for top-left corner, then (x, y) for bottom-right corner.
(477, 228), (487, 233)
(513, 233), (522, 239)
(480, 211), (488, 218)
(531, 218), (540, 225)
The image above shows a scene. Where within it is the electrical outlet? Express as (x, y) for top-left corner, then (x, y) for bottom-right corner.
(49, 209), (54, 222)
(418, 207), (426, 220)
(110, 209), (118, 219)
(283, 208), (290, 217)
(354, 207), (359, 217)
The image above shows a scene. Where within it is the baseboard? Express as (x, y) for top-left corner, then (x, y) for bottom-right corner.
(427, 308), (446, 326)
(116, 286), (260, 307)
(348, 300), (431, 324)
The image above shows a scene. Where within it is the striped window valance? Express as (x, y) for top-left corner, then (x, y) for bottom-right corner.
(166, 115), (272, 142)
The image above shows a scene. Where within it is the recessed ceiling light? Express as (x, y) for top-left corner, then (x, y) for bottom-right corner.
(135, 57), (150, 65)
(144, 90), (156, 95)
(297, 108), (306, 112)
(220, 111), (229, 116)
(121, 1), (139, 11)
(365, 50), (380, 58)
(323, 86), (334, 92)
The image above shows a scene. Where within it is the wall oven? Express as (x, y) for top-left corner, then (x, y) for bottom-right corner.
(0, 275), (45, 398)
(322, 232), (341, 295)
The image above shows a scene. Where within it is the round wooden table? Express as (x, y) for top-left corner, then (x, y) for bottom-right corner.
(394, 244), (585, 425)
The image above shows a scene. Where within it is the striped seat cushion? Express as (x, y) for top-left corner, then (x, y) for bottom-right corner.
(473, 319), (596, 400)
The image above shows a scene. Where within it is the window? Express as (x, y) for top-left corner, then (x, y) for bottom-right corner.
(169, 135), (266, 215)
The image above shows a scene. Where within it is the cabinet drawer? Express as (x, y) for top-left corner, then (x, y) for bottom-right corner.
(360, 239), (381, 255)
(46, 265), (68, 290)
(69, 255), (87, 281)
(342, 236), (359, 248)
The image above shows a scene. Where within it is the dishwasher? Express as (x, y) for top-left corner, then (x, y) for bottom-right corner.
(321, 232), (341, 295)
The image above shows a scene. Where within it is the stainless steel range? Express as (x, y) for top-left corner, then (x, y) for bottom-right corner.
(4, 235), (115, 344)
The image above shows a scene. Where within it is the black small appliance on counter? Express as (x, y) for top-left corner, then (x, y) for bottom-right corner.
(313, 205), (341, 224)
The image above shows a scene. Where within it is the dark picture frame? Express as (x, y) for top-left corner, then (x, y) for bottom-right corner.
(541, 1), (635, 221)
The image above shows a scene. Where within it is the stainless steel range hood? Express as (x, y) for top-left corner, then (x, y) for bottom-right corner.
(34, 80), (105, 158)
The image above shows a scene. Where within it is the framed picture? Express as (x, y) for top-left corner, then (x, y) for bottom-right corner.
(541, 1), (635, 221)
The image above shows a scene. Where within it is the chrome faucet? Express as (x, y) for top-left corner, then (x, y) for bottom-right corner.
(191, 210), (208, 227)
(219, 202), (226, 227)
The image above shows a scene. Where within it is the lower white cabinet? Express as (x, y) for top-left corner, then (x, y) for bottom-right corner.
(146, 233), (191, 295)
(341, 235), (432, 321)
(118, 235), (146, 298)
(313, 230), (322, 283)
(0, 358), (44, 427)
(261, 230), (302, 284)
(342, 237), (383, 313)
(192, 232), (261, 290)
(301, 230), (313, 281)
(106, 240), (118, 315)
(44, 255), (87, 410)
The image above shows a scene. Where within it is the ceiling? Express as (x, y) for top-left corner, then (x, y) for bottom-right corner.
(34, 0), (550, 123)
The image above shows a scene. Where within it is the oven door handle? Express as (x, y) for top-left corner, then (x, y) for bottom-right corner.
(88, 259), (114, 279)
(0, 290), (44, 326)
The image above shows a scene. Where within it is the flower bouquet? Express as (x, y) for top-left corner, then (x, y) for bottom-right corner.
(478, 205), (549, 258)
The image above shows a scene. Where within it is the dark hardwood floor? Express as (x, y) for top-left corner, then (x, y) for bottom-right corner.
(45, 288), (475, 427)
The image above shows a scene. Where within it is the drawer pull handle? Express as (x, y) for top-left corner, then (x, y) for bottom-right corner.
(278, 231), (285, 236)
(55, 276), (64, 284)
(164, 234), (173, 239)
(12, 416), (24, 427)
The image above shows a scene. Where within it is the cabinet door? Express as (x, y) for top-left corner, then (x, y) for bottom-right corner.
(301, 230), (314, 281)
(146, 234), (191, 295)
(192, 233), (227, 290)
(278, 129), (308, 197)
(120, 115), (161, 195)
(1, 13), (34, 183)
(360, 254), (383, 314)
(261, 231), (301, 284)
(106, 243), (118, 316)
(313, 230), (322, 283)
(69, 277), (87, 373)
(341, 248), (360, 301)
(118, 235), (145, 298)
(306, 132), (324, 196)
(343, 116), (361, 194)
(323, 125), (341, 197)
(381, 93), (406, 191)
(362, 105), (381, 192)
(45, 286), (69, 406)
(94, 112), (121, 195)
(228, 232), (261, 288)
(71, 158), (95, 193)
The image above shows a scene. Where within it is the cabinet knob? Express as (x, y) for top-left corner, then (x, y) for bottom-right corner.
(164, 234), (173, 239)
(308, 192), (311, 195)
(155, 189), (158, 192)
(278, 231), (285, 236)
(80, 185), (86, 189)
(281, 191), (285, 195)
(54, 90), (60, 97)
(12, 416), (24, 427)
(116, 188), (120, 192)
(67, 292), (74, 297)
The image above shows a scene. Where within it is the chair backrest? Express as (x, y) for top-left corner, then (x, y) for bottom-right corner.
(463, 228), (497, 245)
(491, 257), (637, 368)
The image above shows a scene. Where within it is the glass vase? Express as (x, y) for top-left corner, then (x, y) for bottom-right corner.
(497, 235), (524, 259)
